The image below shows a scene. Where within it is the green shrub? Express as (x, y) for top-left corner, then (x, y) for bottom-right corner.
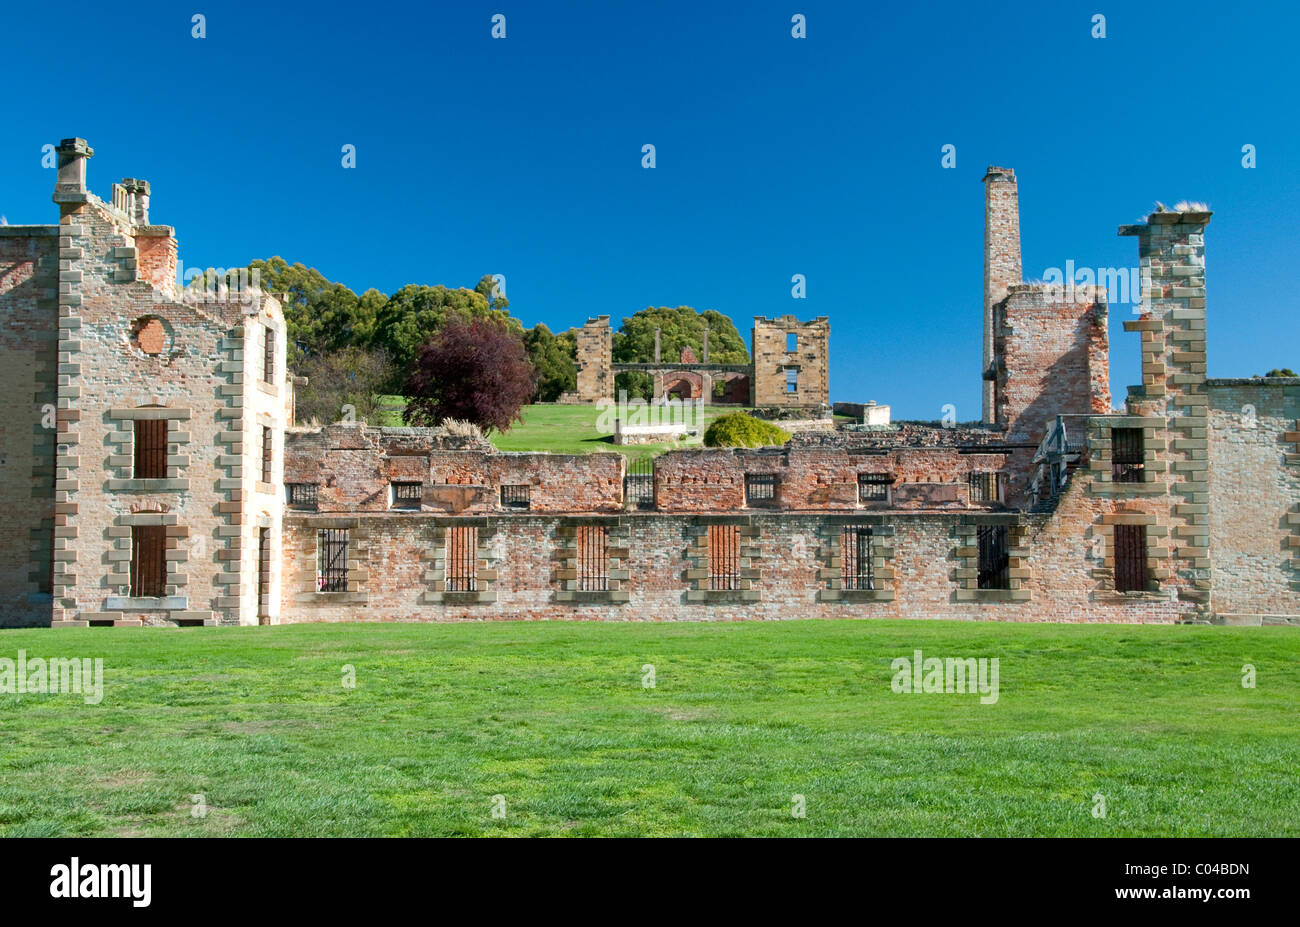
(703, 413), (791, 448)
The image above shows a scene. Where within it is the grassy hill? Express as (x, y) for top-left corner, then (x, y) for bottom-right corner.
(2, 620), (1297, 837)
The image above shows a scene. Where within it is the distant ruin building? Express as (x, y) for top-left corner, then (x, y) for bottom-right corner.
(0, 140), (1295, 628)
(566, 313), (830, 408)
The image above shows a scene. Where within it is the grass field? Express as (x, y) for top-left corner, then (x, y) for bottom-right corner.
(1, 620), (1297, 837)
(377, 398), (746, 461)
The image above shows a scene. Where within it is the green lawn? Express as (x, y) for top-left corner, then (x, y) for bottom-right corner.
(490, 403), (755, 462)
(376, 399), (746, 461)
(1, 620), (1297, 837)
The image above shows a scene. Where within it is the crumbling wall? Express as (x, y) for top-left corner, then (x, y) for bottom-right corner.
(574, 316), (612, 402)
(751, 316), (829, 407)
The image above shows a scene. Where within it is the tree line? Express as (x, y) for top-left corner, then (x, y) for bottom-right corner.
(188, 259), (750, 431)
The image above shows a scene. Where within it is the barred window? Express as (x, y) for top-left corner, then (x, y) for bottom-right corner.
(745, 473), (778, 508)
(785, 368), (799, 393)
(262, 326), (275, 384)
(576, 525), (609, 592)
(968, 471), (1002, 504)
(1114, 524), (1149, 593)
(287, 483), (319, 510)
(841, 525), (874, 591)
(130, 525), (167, 597)
(261, 426), (273, 484)
(501, 484), (530, 510)
(390, 482), (422, 510)
(1111, 428), (1145, 483)
(134, 419), (167, 479)
(446, 526), (477, 592)
(976, 525), (1010, 590)
(858, 473), (892, 503)
(707, 524), (741, 591)
(623, 458), (655, 510)
(317, 529), (348, 593)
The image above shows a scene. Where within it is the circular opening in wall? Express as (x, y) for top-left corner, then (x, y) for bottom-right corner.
(130, 316), (170, 355)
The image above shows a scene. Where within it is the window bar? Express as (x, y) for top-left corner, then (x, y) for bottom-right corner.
(263, 327), (275, 383)
(288, 483), (319, 510)
(446, 526), (477, 592)
(261, 426), (273, 483)
(577, 525), (609, 592)
(1114, 524), (1148, 592)
(134, 419), (168, 479)
(976, 525), (1010, 590)
(842, 526), (874, 591)
(708, 525), (739, 591)
(130, 525), (166, 597)
(317, 529), (348, 593)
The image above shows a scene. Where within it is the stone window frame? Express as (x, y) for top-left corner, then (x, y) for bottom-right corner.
(293, 517), (369, 606)
(685, 515), (760, 604)
(256, 321), (282, 398)
(554, 516), (630, 605)
(422, 517), (499, 605)
(261, 323), (275, 385)
(784, 367), (799, 394)
(953, 514), (1030, 603)
(255, 412), (277, 495)
(1086, 415), (1168, 496)
(1092, 511), (1169, 600)
(103, 512), (189, 611)
(816, 515), (895, 603)
(105, 406), (190, 492)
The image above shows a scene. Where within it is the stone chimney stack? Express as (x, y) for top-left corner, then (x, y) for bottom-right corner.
(54, 137), (94, 196)
(982, 166), (1022, 423)
(131, 179), (151, 225)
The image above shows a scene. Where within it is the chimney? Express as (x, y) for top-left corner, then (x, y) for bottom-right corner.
(132, 179), (151, 225)
(982, 166), (1021, 424)
(54, 137), (94, 196)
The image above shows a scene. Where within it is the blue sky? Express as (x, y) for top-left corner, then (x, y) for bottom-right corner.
(2, 0), (1296, 414)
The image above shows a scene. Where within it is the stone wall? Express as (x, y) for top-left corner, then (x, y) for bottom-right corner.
(1206, 380), (1300, 618)
(0, 228), (59, 627)
(574, 316), (612, 402)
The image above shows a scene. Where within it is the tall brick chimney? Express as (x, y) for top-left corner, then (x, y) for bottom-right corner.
(982, 166), (1022, 423)
(54, 137), (93, 196)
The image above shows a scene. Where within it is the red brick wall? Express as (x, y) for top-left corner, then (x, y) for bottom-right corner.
(286, 425), (624, 513)
(995, 283), (1111, 444)
(280, 495), (1189, 624)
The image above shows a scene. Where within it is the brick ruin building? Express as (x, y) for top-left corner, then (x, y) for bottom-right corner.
(1, 141), (1296, 628)
(568, 313), (830, 408)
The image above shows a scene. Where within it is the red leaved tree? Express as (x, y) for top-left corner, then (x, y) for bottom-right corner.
(402, 315), (537, 433)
